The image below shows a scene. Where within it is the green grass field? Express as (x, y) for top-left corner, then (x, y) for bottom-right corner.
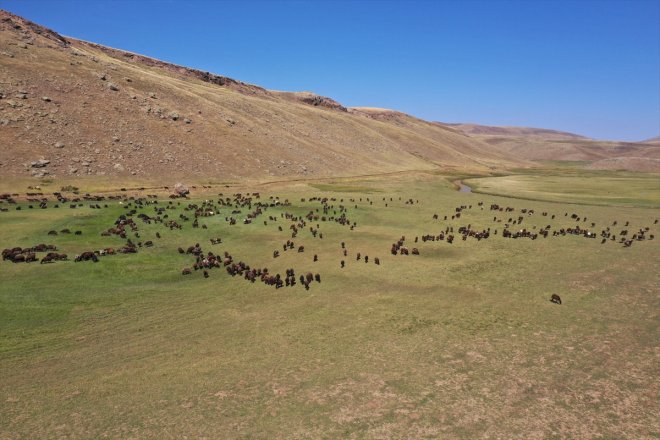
(465, 172), (660, 207)
(1, 172), (658, 439)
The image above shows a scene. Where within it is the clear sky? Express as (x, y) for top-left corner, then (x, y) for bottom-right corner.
(2, 0), (659, 141)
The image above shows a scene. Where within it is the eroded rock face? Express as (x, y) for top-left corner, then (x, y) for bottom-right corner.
(298, 94), (348, 112)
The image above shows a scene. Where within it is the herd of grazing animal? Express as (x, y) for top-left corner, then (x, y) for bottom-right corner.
(2, 244), (64, 263)
(1, 186), (657, 303)
(388, 202), (656, 256)
(178, 242), (321, 290)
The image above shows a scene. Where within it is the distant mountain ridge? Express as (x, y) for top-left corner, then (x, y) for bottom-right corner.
(444, 122), (659, 172)
(445, 123), (589, 141)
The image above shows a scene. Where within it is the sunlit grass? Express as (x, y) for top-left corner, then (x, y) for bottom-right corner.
(0, 172), (658, 438)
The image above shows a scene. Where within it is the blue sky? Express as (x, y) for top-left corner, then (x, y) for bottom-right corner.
(3, 0), (659, 141)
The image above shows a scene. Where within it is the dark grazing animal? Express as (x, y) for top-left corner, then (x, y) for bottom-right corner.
(550, 294), (562, 305)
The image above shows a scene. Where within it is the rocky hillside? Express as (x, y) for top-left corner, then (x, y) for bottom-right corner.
(0, 10), (526, 182)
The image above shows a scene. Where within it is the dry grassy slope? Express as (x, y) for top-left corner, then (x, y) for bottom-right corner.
(0, 10), (525, 182)
(447, 123), (660, 171)
(585, 157), (660, 172)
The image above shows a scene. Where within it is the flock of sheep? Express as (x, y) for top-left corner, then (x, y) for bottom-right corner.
(1, 187), (657, 302)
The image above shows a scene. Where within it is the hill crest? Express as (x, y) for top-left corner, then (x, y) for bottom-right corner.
(445, 123), (589, 141)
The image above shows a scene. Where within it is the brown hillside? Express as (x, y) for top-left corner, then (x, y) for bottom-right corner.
(446, 123), (588, 140)
(586, 157), (660, 172)
(0, 10), (526, 182)
(447, 123), (660, 172)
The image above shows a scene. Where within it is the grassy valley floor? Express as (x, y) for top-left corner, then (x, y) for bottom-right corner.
(1, 172), (658, 439)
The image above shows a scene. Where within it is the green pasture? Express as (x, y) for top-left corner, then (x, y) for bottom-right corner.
(1, 173), (658, 439)
(465, 172), (660, 207)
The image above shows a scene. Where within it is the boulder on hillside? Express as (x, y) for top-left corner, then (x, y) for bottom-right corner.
(30, 159), (50, 168)
(174, 182), (189, 196)
(31, 169), (49, 178)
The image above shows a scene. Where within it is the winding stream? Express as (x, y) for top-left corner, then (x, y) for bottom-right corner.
(454, 180), (473, 193)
